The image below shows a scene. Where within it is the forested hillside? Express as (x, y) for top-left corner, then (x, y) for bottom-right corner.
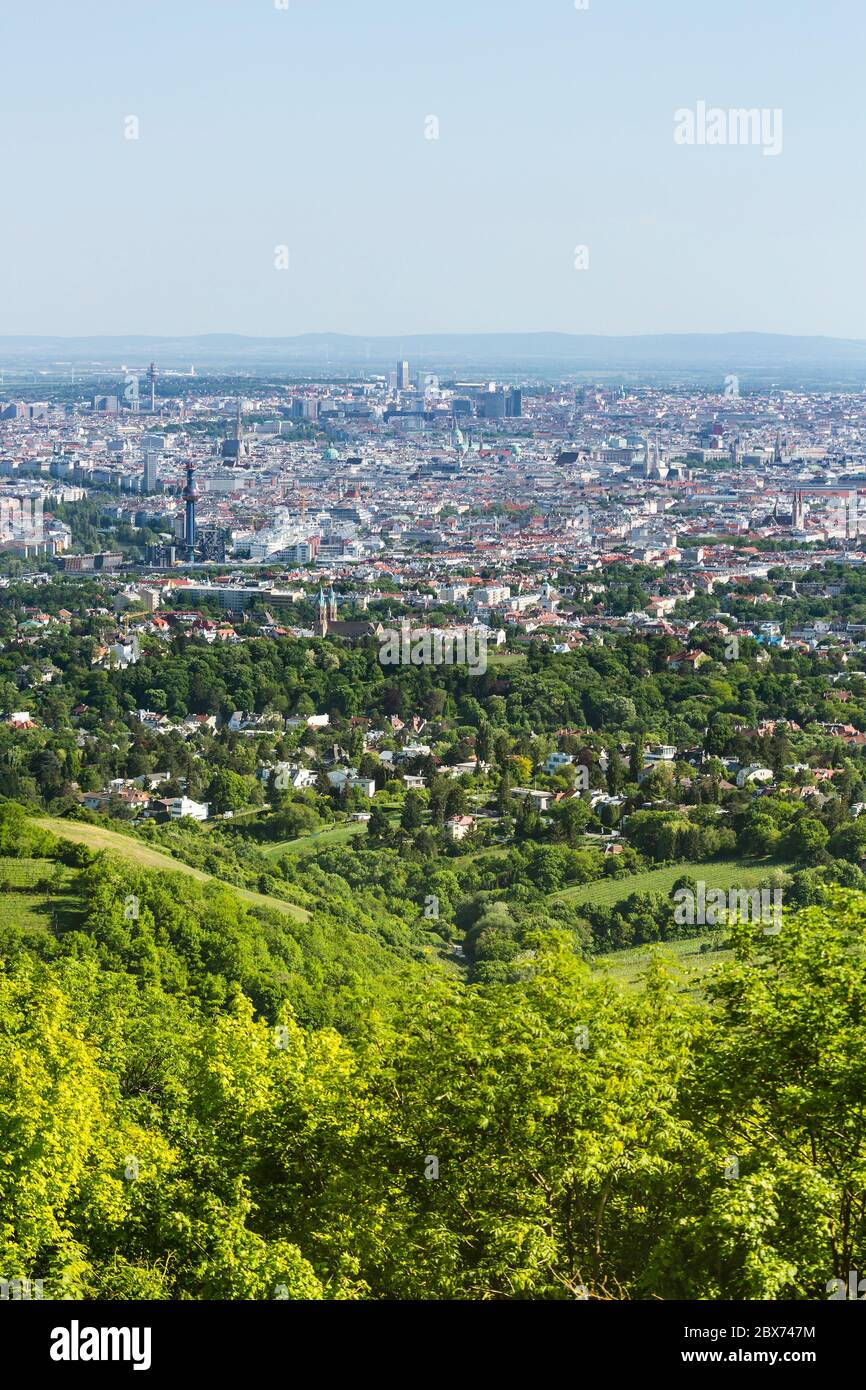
(1, 801), (865, 1299)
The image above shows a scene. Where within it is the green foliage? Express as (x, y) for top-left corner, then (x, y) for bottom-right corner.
(2, 902), (864, 1299)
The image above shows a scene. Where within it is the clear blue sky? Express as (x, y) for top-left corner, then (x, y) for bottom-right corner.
(1, 0), (862, 338)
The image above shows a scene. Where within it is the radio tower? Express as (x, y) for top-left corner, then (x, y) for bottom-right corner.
(147, 361), (157, 413)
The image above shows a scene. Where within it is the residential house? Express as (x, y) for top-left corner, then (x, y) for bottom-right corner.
(445, 814), (475, 842)
(544, 752), (575, 775)
(511, 787), (553, 812)
(158, 796), (209, 821)
(736, 765), (775, 789)
(326, 768), (376, 798)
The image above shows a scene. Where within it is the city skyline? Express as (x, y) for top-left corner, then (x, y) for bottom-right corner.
(5, 331), (866, 390)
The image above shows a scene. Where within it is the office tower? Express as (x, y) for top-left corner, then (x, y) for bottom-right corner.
(478, 390), (507, 420)
(182, 464), (198, 560)
(397, 360), (410, 391)
(506, 388), (522, 418)
(143, 452), (159, 493)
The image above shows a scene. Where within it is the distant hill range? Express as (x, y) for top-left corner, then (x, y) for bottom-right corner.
(2, 332), (866, 382)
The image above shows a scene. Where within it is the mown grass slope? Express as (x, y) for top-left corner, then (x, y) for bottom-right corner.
(552, 857), (794, 909)
(34, 817), (309, 921)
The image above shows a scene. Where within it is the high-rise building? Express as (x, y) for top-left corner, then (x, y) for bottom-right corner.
(143, 452), (160, 493)
(478, 390), (507, 420)
(397, 360), (411, 391)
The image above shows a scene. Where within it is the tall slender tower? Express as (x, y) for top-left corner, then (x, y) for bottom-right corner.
(147, 362), (157, 413)
(182, 464), (199, 561)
